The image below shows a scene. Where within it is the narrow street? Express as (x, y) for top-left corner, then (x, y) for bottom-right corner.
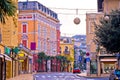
(33, 72), (109, 80)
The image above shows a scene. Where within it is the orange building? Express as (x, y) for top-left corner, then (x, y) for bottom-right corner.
(18, 1), (60, 71)
(86, 0), (120, 76)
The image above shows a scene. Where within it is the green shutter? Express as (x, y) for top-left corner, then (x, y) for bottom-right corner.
(5, 47), (11, 55)
(13, 47), (20, 54)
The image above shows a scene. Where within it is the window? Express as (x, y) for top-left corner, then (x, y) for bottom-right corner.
(60, 47), (61, 53)
(22, 24), (27, 33)
(23, 2), (27, 9)
(22, 40), (27, 47)
(64, 46), (70, 54)
(88, 18), (96, 34)
(97, 0), (104, 12)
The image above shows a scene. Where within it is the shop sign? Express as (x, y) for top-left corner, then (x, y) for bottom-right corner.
(18, 53), (25, 60)
(19, 60), (24, 62)
(86, 57), (90, 62)
(79, 56), (82, 61)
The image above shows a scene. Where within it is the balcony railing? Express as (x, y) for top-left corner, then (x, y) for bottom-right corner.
(63, 51), (70, 54)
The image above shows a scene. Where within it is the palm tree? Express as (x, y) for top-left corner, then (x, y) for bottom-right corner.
(44, 55), (51, 72)
(0, 0), (16, 24)
(56, 55), (62, 72)
(60, 56), (67, 72)
(38, 52), (45, 72)
(50, 56), (55, 72)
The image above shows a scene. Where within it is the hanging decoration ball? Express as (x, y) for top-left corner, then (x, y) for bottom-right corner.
(74, 17), (80, 25)
(104, 16), (109, 21)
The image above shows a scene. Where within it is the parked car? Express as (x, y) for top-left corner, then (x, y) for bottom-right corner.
(109, 70), (120, 80)
(73, 68), (81, 73)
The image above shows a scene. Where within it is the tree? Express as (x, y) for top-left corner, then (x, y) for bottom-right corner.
(50, 56), (55, 72)
(37, 52), (46, 72)
(55, 55), (63, 72)
(56, 55), (61, 72)
(0, 0), (16, 24)
(94, 9), (120, 53)
(44, 55), (51, 72)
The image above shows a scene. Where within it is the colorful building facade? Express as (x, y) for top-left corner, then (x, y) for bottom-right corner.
(18, 1), (60, 71)
(60, 37), (74, 72)
(0, 0), (18, 79)
(86, 0), (120, 76)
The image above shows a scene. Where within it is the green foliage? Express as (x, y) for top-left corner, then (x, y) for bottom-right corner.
(37, 52), (45, 63)
(94, 9), (120, 53)
(44, 55), (51, 60)
(13, 47), (20, 54)
(38, 52), (45, 58)
(0, 0), (16, 23)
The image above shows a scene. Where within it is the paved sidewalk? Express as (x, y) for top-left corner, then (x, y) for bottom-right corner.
(77, 72), (109, 78)
(7, 74), (33, 80)
(77, 72), (87, 77)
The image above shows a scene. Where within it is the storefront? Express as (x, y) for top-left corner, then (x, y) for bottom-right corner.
(96, 55), (117, 76)
(0, 54), (12, 79)
(100, 59), (117, 74)
(18, 51), (32, 74)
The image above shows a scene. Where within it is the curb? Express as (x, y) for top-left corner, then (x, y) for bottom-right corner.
(77, 74), (109, 78)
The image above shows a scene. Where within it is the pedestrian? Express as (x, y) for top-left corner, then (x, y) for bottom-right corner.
(109, 71), (116, 80)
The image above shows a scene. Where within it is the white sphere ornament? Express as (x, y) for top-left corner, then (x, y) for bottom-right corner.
(74, 17), (80, 25)
(104, 16), (109, 21)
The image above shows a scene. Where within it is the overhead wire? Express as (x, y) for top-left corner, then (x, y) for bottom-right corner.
(48, 7), (97, 15)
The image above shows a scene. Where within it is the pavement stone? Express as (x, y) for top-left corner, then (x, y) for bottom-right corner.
(7, 74), (33, 80)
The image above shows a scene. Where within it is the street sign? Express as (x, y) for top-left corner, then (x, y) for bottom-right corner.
(86, 52), (90, 56)
(79, 56), (82, 61)
(86, 57), (90, 62)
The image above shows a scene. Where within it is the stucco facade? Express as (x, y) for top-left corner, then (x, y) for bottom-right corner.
(18, 1), (61, 72)
(86, 0), (120, 76)
(60, 37), (74, 72)
(86, 13), (104, 54)
(0, 0), (18, 79)
(18, 1), (60, 56)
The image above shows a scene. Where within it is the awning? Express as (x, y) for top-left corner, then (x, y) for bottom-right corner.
(100, 58), (117, 61)
(0, 54), (12, 61)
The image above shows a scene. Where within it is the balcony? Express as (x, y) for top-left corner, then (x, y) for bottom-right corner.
(63, 51), (70, 54)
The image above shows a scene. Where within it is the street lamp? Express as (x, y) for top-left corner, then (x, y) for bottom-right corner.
(74, 17), (81, 25)
(73, 9), (81, 25)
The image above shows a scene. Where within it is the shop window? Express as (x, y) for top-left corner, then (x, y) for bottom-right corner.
(103, 63), (115, 74)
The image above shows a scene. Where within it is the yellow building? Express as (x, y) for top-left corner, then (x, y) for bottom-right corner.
(60, 37), (74, 72)
(0, 0), (20, 79)
(86, 0), (120, 76)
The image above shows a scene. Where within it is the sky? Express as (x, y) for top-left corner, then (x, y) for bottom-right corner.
(18, 0), (97, 36)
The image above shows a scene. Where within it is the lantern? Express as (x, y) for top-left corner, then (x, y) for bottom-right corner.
(74, 17), (80, 25)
